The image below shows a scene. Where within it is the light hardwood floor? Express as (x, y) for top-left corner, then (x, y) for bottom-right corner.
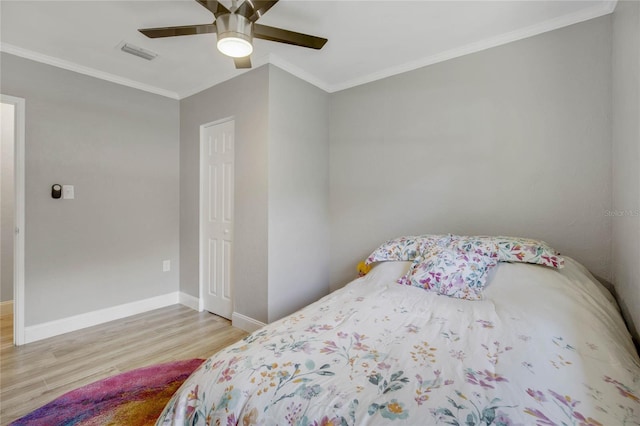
(0, 303), (248, 425)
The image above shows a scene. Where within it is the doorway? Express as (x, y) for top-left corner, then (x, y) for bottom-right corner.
(1, 94), (25, 346)
(199, 118), (235, 319)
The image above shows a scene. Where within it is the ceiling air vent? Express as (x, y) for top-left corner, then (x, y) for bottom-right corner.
(120, 42), (158, 61)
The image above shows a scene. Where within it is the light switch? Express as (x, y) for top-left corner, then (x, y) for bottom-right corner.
(62, 185), (75, 199)
(162, 260), (171, 272)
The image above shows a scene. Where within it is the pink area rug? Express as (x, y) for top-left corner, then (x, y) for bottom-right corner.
(10, 358), (204, 426)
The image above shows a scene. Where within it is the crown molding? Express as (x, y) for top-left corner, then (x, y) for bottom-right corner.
(267, 54), (331, 93)
(0, 42), (180, 100)
(327, 0), (618, 93)
(176, 51), (272, 99)
(177, 53), (331, 99)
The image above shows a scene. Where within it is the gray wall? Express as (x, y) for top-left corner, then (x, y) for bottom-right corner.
(267, 66), (329, 322)
(1, 102), (15, 302)
(180, 65), (330, 324)
(612, 0), (640, 341)
(0, 10), (629, 332)
(180, 66), (270, 323)
(329, 16), (612, 290)
(0, 53), (180, 325)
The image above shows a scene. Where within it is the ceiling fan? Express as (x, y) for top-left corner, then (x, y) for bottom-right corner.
(138, 0), (328, 69)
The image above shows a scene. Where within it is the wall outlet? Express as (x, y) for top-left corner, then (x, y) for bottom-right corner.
(162, 260), (170, 272)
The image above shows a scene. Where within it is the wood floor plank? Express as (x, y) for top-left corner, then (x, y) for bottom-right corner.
(0, 304), (248, 425)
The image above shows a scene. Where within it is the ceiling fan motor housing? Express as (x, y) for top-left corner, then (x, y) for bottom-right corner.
(216, 13), (253, 56)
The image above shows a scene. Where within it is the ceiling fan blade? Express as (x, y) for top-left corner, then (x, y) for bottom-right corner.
(139, 23), (217, 38)
(234, 56), (252, 69)
(195, 0), (230, 18)
(254, 24), (327, 49)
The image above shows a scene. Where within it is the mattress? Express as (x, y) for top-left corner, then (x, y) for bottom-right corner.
(157, 257), (640, 425)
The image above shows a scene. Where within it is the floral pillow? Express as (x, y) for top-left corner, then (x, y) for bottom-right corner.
(489, 236), (564, 268)
(367, 234), (564, 269)
(447, 235), (499, 260)
(397, 243), (498, 301)
(365, 234), (441, 265)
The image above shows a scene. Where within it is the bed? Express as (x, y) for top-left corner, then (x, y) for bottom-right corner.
(157, 235), (640, 425)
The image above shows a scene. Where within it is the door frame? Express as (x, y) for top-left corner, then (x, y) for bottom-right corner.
(1, 94), (26, 346)
(199, 116), (235, 313)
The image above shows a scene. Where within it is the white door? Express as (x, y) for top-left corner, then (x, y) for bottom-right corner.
(200, 119), (234, 319)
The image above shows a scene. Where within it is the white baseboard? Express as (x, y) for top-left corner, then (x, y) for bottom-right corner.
(232, 312), (266, 333)
(179, 292), (200, 311)
(24, 292), (179, 344)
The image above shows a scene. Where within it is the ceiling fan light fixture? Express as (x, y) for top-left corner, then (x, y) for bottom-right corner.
(216, 13), (253, 58)
(217, 34), (253, 58)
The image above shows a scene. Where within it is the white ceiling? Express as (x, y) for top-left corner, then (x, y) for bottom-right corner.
(0, 0), (616, 99)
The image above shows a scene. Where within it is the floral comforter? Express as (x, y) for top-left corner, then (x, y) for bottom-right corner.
(158, 258), (640, 425)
